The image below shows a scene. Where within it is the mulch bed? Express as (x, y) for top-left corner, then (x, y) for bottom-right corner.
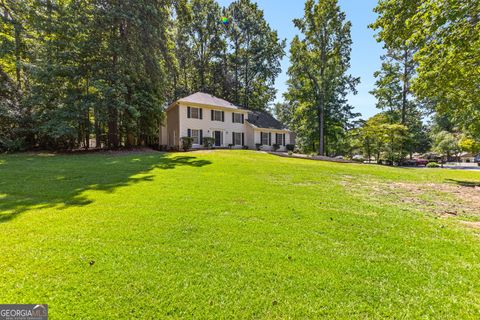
(268, 152), (357, 163)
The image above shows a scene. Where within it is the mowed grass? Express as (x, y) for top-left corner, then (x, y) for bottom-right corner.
(0, 150), (479, 319)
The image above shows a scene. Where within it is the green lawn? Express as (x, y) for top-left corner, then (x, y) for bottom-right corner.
(0, 150), (479, 319)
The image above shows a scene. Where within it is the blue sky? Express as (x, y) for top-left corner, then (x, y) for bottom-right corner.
(217, 0), (385, 119)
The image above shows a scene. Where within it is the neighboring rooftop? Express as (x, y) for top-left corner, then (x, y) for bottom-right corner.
(177, 92), (244, 110)
(247, 110), (288, 130)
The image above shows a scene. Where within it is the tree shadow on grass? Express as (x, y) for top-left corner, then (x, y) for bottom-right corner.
(0, 153), (211, 223)
(445, 179), (480, 188)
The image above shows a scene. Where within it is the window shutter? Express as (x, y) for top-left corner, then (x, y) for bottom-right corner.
(268, 132), (271, 145)
(241, 114), (244, 124)
(232, 113), (235, 123)
(199, 108), (203, 119)
(200, 130), (203, 144)
(187, 129), (191, 137)
(283, 134), (286, 146)
(275, 133), (278, 144)
(242, 133), (245, 146)
(222, 111), (225, 122)
(211, 110), (214, 120)
(187, 107), (191, 118)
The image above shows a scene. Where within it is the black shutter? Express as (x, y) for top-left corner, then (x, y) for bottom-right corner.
(222, 111), (225, 122)
(200, 130), (203, 145)
(268, 132), (271, 146)
(187, 129), (191, 137)
(283, 134), (286, 146)
(211, 110), (214, 120)
(232, 112), (235, 123)
(275, 133), (278, 144)
(242, 133), (245, 146)
(199, 108), (203, 119)
(187, 107), (191, 118)
(241, 114), (244, 124)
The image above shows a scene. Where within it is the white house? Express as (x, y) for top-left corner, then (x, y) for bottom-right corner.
(161, 92), (294, 151)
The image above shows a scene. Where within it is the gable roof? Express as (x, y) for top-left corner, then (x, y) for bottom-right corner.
(176, 92), (245, 110)
(247, 110), (289, 131)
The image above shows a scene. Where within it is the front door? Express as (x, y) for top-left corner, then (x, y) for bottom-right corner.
(214, 131), (222, 147)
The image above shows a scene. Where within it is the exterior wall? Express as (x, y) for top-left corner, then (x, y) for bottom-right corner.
(252, 128), (292, 152)
(245, 124), (255, 150)
(167, 105), (180, 147)
(166, 102), (295, 151)
(178, 103), (249, 148)
(159, 121), (168, 146)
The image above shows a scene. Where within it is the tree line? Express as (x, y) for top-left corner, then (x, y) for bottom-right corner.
(0, 0), (285, 150)
(1, 0), (478, 158)
(277, 0), (479, 160)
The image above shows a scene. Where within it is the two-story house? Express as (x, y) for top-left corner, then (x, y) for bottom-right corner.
(161, 92), (294, 151)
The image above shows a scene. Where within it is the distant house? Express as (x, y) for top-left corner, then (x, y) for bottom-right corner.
(160, 92), (294, 151)
(459, 152), (476, 163)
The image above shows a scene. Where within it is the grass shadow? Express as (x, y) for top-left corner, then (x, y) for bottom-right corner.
(0, 153), (211, 223)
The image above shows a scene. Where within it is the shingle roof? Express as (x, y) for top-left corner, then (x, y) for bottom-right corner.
(247, 110), (288, 130)
(177, 92), (244, 110)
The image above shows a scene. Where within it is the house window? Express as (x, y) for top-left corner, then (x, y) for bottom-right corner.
(191, 107), (200, 119)
(233, 132), (242, 145)
(212, 110), (223, 121)
(261, 132), (269, 145)
(187, 107), (202, 119)
(276, 133), (284, 146)
(232, 113), (243, 123)
(191, 129), (200, 144)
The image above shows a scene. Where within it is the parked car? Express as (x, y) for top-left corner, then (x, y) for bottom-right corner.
(352, 155), (364, 162)
(415, 159), (429, 166)
(401, 159), (417, 166)
(401, 158), (428, 166)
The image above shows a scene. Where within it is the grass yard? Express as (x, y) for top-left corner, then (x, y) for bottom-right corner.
(0, 150), (479, 319)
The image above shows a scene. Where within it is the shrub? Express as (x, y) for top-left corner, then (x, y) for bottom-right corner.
(180, 137), (193, 151)
(255, 143), (262, 151)
(272, 144), (280, 151)
(228, 144), (234, 149)
(288, 151), (293, 156)
(0, 137), (25, 153)
(243, 146), (249, 150)
(286, 144), (295, 152)
(203, 137), (215, 149)
(426, 162), (440, 168)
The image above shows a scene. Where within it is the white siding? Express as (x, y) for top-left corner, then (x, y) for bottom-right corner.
(179, 103), (248, 148)
(252, 129), (292, 151)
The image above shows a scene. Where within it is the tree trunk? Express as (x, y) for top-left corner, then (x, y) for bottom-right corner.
(84, 77), (90, 149)
(200, 35), (205, 91)
(108, 106), (119, 148)
(13, 24), (22, 90)
(401, 48), (408, 125)
(318, 100), (325, 156)
(94, 106), (101, 148)
(108, 41), (119, 148)
(244, 32), (250, 108)
(234, 36), (239, 103)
